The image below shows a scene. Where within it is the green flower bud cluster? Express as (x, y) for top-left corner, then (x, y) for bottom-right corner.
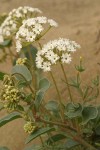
(1, 84), (20, 102)
(4, 102), (18, 112)
(16, 58), (27, 65)
(21, 113), (30, 121)
(0, 75), (21, 111)
(24, 121), (36, 134)
(3, 75), (14, 85)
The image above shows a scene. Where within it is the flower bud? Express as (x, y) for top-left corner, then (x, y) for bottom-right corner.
(24, 122), (36, 134)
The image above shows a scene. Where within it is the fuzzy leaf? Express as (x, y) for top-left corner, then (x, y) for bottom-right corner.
(39, 78), (50, 92)
(63, 139), (79, 149)
(24, 145), (41, 150)
(0, 40), (12, 48)
(65, 103), (83, 118)
(24, 93), (33, 103)
(0, 112), (21, 127)
(46, 133), (66, 145)
(11, 65), (32, 82)
(82, 106), (98, 125)
(25, 127), (55, 144)
(0, 147), (9, 150)
(45, 100), (59, 112)
(35, 90), (45, 110)
(0, 72), (6, 80)
(0, 103), (4, 111)
(22, 45), (37, 67)
(95, 122), (100, 135)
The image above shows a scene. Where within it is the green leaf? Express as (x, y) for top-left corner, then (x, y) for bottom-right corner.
(17, 80), (28, 88)
(17, 105), (24, 111)
(35, 78), (51, 111)
(24, 145), (41, 150)
(63, 139), (79, 149)
(82, 106), (98, 125)
(0, 147), (9, 150)
(45, 100), (59, 112)
(22, 45), (37, 67)
(46, 133), (66, 145)
(0, 72), (6, 80)
(11, 65), (32, 82)
(0, 40), (12, 48)
(0, 112), (21, 127)
(93, 106), (100, 126)
(39, 78), (50, 92)
(35, 90), (45, 110)
(83, 128), (93, 134)
(95, 126), (100, 135)
(65, 103), (83, 118)
(25, 127), (55, 144)
(0, 103), (4, 111)
(24, 93), (33, 103)
(94, 106), (100, 136)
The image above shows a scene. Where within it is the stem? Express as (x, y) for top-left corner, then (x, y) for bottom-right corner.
(12, 73), (35, 94)
(50, 71), (64, 121)
(39, 118), (76, 132)
(8, 47), (13, 64)
(39, 136), (45, 148)
(39, 118), (97, 150)
(38, 42), (42, 49)
(73, 136), (97, 150)
(37, 26), (51, 40)
(27, 46), (37, 89)
(60, 63), (73, 102)
(28, 46), (34, 65)
(50, 71), (62, 104)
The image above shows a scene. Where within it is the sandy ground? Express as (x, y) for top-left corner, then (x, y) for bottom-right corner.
(0, 0), (100, 150)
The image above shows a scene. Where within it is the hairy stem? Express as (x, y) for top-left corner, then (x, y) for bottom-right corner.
(8, 47), (13, 64)
(39, 117), (97, 150)
(12, 73), (35, 94)
(37, 26), (51, 40)
(50, 71), (65, 121)
(60, 63), (73, 102)
(27, 46), (37, 89)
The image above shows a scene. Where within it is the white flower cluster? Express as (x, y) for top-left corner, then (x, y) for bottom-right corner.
(16, 17), (58, 52)
(36, 38), (80, 72)
(0, 6), (42, 43)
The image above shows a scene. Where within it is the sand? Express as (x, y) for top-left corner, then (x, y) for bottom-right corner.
(0, 0), (100, 149)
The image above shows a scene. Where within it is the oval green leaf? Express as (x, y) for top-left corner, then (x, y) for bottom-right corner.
(82, 106), (98, 125)
(65, 103), (83, 118)
(11, 65), (32, 82)
(35, 90), (45, 110)
(0, 112), (21, 127)
(0, 147), (9, 150)
(39, 78), (50, 92)
(25, 127), (55, 144)
(45, 100), (59, 112)
(46, 133), (66, 145)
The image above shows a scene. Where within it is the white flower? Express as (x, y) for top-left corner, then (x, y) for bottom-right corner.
(48, 19), (58, 27)
(45, 51), (59, 64)
(16, 40), (22, 52)
(15, 17), (58, 52)
(0, 6), (42, 42)
(61, 53), (72, 63)
(36, 16), (47, 24)
(42, 62), (51, 72)
(36, 38), (80, 72)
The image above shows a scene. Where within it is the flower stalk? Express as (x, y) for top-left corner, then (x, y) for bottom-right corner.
(60, 63), (73, 102)
(50, 71), (65, 121)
